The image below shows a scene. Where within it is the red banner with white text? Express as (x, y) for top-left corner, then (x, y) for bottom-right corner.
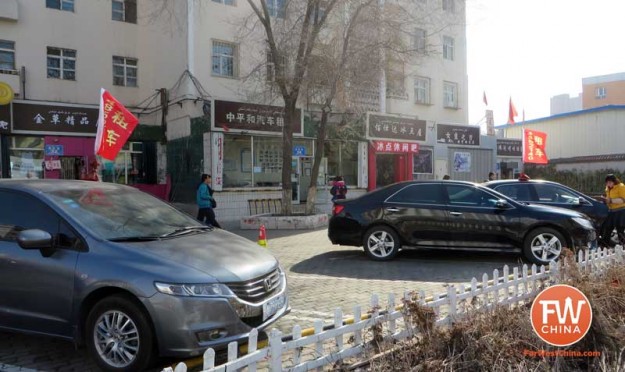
(373, 141), (419, 154)
(523, 129), (548, 164)
(94, 89), (139, 161)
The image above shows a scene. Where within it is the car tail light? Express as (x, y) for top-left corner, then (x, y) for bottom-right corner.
(333, 204), (345, 216)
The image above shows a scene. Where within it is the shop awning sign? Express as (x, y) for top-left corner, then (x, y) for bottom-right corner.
(367, 113), (426, 141)
(373, 141), (419, 154)
(0, 103), (9, 134)
(497, 139), (522, 156)
(12, 101), (99, 135)
(213, 100), (303, 135)
(437, 124), (480, 146)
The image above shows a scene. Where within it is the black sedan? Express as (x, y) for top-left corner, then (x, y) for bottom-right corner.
(328, 180), (596, 265)
(484, 179), (608, 229)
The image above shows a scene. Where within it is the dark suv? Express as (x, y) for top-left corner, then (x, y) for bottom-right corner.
(329, 180), (597, 265)
(484, 179), (608, 229)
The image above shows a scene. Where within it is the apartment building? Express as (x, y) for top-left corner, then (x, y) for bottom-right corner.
(582, 72), (625, 109)
(0, 0), (472, 221)
(0, 0), (184, 184)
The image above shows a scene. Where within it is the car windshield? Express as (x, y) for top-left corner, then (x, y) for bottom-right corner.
(46, 187), (204, 240)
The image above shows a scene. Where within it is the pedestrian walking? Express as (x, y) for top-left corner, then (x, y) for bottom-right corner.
(488, 172), (496, 181)
(330, 176), (348, 202)
(197, 174), (221, 228)
(442, 175), (451, 180)
(600, 174), (625, 246)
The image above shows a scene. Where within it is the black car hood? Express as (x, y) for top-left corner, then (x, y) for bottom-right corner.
(127, 229), (279, 283)
(524, 203), (586, 218)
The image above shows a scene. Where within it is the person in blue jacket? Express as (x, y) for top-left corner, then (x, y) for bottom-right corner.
(197, 174), (221, 228)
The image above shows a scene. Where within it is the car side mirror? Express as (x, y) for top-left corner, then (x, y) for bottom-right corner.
(17, 229), (53, 250)
(495, 199), (510, 209)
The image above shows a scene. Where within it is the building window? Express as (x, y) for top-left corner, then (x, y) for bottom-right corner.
(267, 0), (286, 18)
(414, 76), (431, 105)
(0, 40), (15, 71)
(212, 41), (237, 78)
(112, 0), (137, 23)
(442, 0), (455, 13)
(101, 142), (145, 185)
(113, 56), (138, 87)
(222, 135), (314, 188)
(443, 36), (454, 61)
(596, 87), (607, 99)
(443, 81), (458, 108)
(212, 0), (235, 5)
(47, 47), (76, 80)
(9, 136), (45, 180)
(46, 0), (74, 12)
(413, 28), (427, 53)
(324, 140), (358, 186)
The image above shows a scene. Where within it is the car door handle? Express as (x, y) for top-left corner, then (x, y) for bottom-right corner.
(386, 207), (401, 213)
(450, 211), (463, 216)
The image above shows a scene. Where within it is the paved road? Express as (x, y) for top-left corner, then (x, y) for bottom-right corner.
(0, 227), (521, 371)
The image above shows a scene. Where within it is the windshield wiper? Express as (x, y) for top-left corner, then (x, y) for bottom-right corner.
(109, 236), (161, 242)
(160, 226), (214, 238)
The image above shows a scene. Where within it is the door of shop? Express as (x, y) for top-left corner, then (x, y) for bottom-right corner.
(376, 154), (396, 187)
(59, 157), (82, 180)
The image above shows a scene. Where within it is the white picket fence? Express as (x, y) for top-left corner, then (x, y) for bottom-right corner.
(164, 246), (625, 372)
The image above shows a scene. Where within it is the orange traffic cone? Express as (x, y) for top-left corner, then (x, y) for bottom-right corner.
(258, 224), (267, 247)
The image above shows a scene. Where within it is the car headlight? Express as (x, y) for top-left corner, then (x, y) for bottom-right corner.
(572, 217), (594, 230)
(155, 282), (233, 297)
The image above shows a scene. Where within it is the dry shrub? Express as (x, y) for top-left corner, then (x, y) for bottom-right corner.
(369, 251), (625, 372)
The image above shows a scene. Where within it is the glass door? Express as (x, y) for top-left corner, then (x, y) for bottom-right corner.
(291, 156), (300, 204)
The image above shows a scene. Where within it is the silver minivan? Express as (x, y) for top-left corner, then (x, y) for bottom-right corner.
(0, 180), (289, 371)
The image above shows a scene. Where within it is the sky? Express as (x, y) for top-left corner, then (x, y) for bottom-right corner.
(466, 0), (625, 126)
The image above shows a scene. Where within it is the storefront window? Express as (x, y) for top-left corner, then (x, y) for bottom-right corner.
(253, 136), (282, 187)
(324, 140), (358, 185)
(223, 134), (253, 188)
(223, 135), (314, 189)
(101, 142), (144, 184)
(9, 136), (44, 179)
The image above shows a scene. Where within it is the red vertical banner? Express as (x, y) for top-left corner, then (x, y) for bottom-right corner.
(523, 129), (548, 164)
(94, 88), (139, 161)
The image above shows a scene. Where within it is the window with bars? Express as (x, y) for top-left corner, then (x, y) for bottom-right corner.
(112, 0), (137, 23)
(113, 56), (138, 87)
(443, 36), (454, 61)
(414, 77), (431, 105)
(442, 0), (455, 13)
(0, 40), (15, 71)
(443, 81), (458, 108)
(47, 47), (76, 80)
(212, 41), (236, 77)
(46, 0), (74, 12)
(413, 28), (427, 53)
(267, 0), (286, 18)
(596, 87), (607, 99)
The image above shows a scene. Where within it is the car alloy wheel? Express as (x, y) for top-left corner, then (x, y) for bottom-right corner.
(86, 295), (154, 372)
(525, 228), (564, 264)
(94, 310), (140, 368)
(364, 226), (400, 261)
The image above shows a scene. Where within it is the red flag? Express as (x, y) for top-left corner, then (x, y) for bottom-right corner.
(523, 128), (548, 164)
(483, 91), (488, 106)
(507, 97), (518, 125)
(95, 88), (139, 161)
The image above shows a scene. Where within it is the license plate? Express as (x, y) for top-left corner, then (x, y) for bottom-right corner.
(263, 293), (286, 321)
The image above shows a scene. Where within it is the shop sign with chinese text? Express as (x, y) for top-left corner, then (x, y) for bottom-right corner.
(12, 101), (99, 135)
(213, 100), (303, 135)
(373, 141), (419, 154)
(497, 139), (523, 157)
(436, 124), (480, 146)
(367, 113), (426, 141)
(523, 129), (548, 164)
(0, 103), (9, 134)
